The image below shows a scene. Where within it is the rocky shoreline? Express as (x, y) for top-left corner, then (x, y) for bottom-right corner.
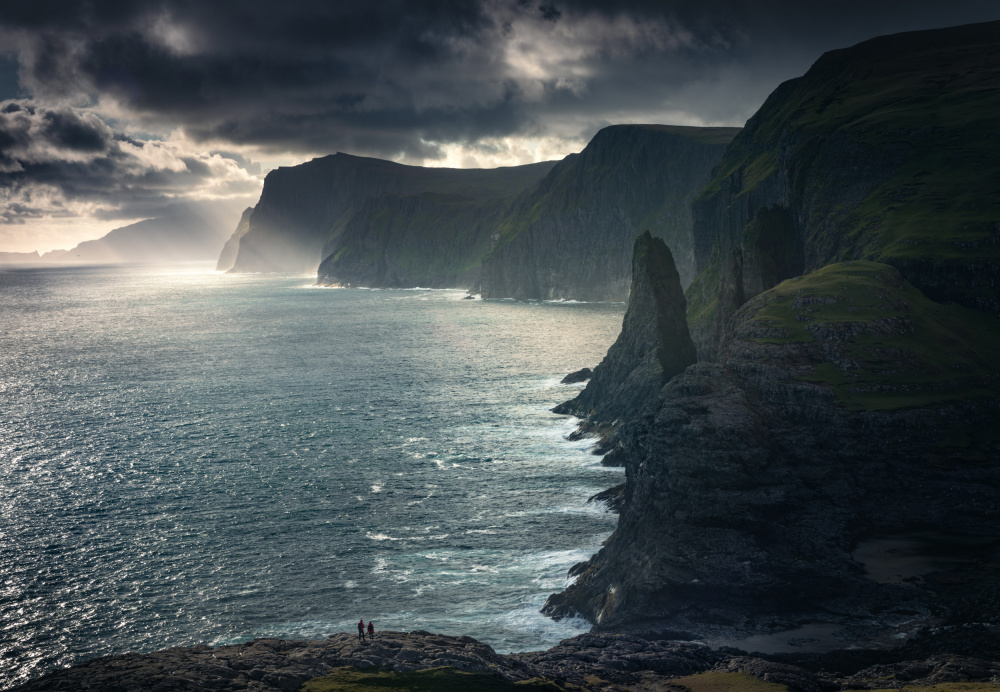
(10, 629), (1000, 691)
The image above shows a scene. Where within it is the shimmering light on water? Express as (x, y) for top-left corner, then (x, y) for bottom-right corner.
(0, 263), (624, 687)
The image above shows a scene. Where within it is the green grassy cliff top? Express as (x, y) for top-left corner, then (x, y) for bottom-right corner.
(619, 124), (742, 145)
(736, 261), (1000, 411)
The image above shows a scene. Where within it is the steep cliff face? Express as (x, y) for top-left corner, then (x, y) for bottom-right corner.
(687, 21), (1000, 360)
(317, 193), (509, 288)
(229, 153), (556, 277)
(554, 231), (696, 428)
(544, 261), (1000, 640)
(478, 125), (739, 302)
(216, 207), (254, 271)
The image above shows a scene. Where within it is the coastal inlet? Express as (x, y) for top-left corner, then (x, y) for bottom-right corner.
(0, 264), (625, 688)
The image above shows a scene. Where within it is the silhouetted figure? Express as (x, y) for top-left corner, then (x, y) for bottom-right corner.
(357, 618), (365, 641)
(367, 620), (375, 641)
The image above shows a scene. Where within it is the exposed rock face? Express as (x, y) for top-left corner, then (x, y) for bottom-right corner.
(478, 125), (739, 301)
(544, 262), (1000, 641)
(316, 192), (512, 288)
(216, 207), (255, 271)
(554, 232), (696, 429)
(228, 153), (556, 278)
(561, 368), (593, 384)
(686, 21), (1000, 359)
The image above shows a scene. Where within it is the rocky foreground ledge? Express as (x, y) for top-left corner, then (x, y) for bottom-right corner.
(11, 630), (1000, 692)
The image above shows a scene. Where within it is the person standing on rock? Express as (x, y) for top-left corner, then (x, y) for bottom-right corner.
(357, 618), (365, 642)
(367, 620), (375, 641)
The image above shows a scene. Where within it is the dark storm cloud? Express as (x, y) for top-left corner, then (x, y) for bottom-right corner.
(1, 0), (995, 163)
(0, 99), (259, 226)
(0, 0), (996, 238)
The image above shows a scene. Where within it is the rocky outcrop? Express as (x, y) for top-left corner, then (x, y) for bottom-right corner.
(228, 153), (556, 277)
(8, 632), (533, 692)
(478, 125), (740, 302)
(544, 262), (1000, 643)
(686, 20), (1000, 360)
(561, 368), (593, 384)
(216, 207), (255, 271)
(554, 232), (696, 431)
(14, 630), (1000, 691)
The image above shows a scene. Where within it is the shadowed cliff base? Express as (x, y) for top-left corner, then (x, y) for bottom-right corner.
(543, 261), (1000, 652)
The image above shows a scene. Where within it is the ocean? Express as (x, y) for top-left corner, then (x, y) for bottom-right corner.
(0, 263), (625, 687)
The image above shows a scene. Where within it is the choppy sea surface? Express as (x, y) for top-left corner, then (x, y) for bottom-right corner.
(0, 263), (625, 687)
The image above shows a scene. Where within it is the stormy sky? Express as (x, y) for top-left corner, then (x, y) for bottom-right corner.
(0, 1), (997, 253)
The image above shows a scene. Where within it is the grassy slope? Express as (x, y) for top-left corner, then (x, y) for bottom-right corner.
(702, 21), (1000, 261)
(741, 261), (1000, 412)
(630, 124), (745, 146)
(687, 21), (1000, 334)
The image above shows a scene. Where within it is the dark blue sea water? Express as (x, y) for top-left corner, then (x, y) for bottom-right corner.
(0, 263), (625, 687)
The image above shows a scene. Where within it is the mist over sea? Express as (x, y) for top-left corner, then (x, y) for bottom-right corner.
(0, 263), (625, 687)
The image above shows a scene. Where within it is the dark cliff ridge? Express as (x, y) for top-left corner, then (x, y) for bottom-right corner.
(543, 261), (1000, 646)
(478, 125), (740, 302)
(216, 207), (255, 271)
(228, 153), (556, 277)
(685, 20), (1000, 360)
(12, 630), (1000, 691)
(553, 231), (696, 431)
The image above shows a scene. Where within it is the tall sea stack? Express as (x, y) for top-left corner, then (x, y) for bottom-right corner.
(554, 231), (696, 428)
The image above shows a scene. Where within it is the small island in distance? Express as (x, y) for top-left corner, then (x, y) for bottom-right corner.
(5, 14), (1000, 692)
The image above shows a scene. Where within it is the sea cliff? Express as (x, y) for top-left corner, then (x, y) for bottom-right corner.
(228, 154), (556, 278)
(478, 125), (739, 302)
(223, 125), (739, 299)
(553, 231), (696, 432)
(543, 19), (1000, 656)
(546, 259), (1000, 641)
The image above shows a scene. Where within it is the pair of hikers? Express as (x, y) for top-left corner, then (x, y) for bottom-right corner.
(357, 618), (375, 641)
